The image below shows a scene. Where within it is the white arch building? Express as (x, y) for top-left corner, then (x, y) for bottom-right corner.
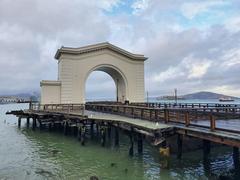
(40, 42), (147, 104)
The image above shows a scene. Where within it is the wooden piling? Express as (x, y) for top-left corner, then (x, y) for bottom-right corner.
(115, 126), (119, 146)
(26, 117), (30, 128)
(90, 122), (94, 139)
(81, 125), (86, 146)
(39, 121), (43, 130)
(129, 129), (134, 156)
(203, 140), (211, 157)
(177, 134), (183, 159)
(63, 121), (68, 135)
(73, 126), (78, 136)
(96, 123), (99, 136)
(100, 126), (106, 147)
(32, 117), (36, 130)
(233, 147), (239, 170)
(49, 121), (52, 131)
(77, 125), (81, 141)
(203, 140), (211, 176)
(137, 133), (143, 154)
(107, 123), (111, 139)
(18, 117), (21, 128)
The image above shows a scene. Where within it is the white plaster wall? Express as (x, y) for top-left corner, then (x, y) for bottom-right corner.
(40, 81), (61, 104)
(58, 49), (145, 103)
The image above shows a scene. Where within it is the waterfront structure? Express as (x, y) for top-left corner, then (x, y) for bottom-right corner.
(40, 42), (147, 104)
(8, 102), (240, 171)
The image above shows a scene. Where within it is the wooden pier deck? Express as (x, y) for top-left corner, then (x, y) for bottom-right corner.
(6, 102), (240, 168)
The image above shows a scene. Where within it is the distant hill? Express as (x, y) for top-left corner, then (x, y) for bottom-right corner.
(182, 91), (239, 99)
(0, 92), (40, 101)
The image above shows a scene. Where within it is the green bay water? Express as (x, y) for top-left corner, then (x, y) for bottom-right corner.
(0, 103), (238, 180)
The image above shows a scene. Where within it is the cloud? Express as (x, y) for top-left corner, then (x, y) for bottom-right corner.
(225, 16), (240, 33)
(0, 0), (111, 94)
(153, 55), (212, 83)
(183, 56), (212, 79)
(0, 0), (240, 98)
(180, 1), (228, 19)
(132, 0), (150, 14)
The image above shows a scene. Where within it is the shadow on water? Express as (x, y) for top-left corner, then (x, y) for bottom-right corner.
(1, 103), (240, 180)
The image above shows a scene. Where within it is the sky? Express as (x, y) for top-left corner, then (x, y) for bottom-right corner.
(0, 0), (240, 99)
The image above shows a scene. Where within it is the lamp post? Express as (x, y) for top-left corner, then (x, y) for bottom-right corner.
(116, 79), (119, 102)
(174, 88), (177, 104)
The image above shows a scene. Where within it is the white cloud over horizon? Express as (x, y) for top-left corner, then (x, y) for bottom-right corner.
(0, 0), (240, 98)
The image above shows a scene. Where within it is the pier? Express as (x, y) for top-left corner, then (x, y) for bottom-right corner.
(7, 102), (240, 169)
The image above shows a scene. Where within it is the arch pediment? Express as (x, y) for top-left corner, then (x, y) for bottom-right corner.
(55, 42), (148, 61)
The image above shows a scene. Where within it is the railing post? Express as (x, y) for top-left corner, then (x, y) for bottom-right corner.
(210, 114), (215, 131)
(141, 109), (144, 119)
(176, 111), (180, 121)
(184, 111), (190, 127)
(149, 109), (152, 120)
(155, 110), (158, 120)
(164, 109), (169, 123)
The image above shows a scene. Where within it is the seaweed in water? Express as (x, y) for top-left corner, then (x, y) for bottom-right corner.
(90, 176), (99, 180)
(35, 168), (54, 177)
(110, 163), (116, 167)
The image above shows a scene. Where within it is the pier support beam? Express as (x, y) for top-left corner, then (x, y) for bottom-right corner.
(32, 117), (37, 130)
(233, 147), (239, 171)
(159, 140), (170, 169)
(108, 123), (112, 139)
(96, 123), (99, 136)
(203, 140), (211, 176)
(73, 126), (78, 137)
(63, 121), (69, 135)
(26, 117), (30, 128)
(137, 133), (143, 154)
(49, 121), (53, 131)
(100, 126), (106, 147)
(203, 140), (211, 159)
(114, 126), (119, 147)
(77, 125), (82, 141)
(129, 128), (134, 156)
(81, 125), (86, 146)
(39, 121), (43, 130)
(177, 134), (183, 159)
(18, 117), (21, 128)
(90, 122), (94, 139)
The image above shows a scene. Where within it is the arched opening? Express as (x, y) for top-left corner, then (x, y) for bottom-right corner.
(85, 71), (116, 101)
(84, 65), (128, 103)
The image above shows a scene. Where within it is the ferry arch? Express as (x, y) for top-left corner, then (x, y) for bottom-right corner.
(40, 42), (147, 104)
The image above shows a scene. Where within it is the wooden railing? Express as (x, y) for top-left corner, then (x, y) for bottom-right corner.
(131, 102), (240, 109)
(86, 101), (240, 109)
(30, 103), (85, 114)
(85, 103), (240, 133)
(28, 102), (240, 132)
